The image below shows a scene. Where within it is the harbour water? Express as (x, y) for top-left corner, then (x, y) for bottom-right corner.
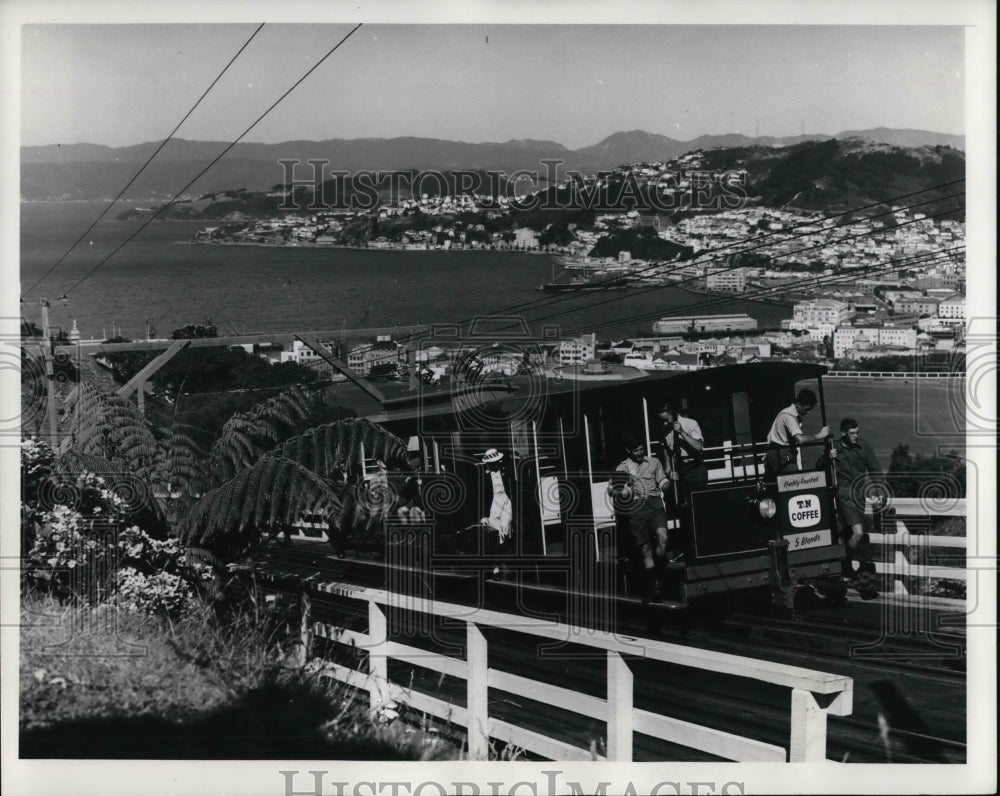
(20, 201), (791, 342)
(17, 203), (965, 457)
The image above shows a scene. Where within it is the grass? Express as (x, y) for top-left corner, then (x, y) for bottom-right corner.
(18, 593), (458, 759)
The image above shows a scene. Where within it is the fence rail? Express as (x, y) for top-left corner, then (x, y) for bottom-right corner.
(283, 579), (853, 762)
(867, 498), (966, 603)
(825, 371), (962, 378)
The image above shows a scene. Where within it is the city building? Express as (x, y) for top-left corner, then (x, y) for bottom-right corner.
(280, 338), (333, 366)
(792, 298), (851, 327)
(652, 314), (757, 335)
(558, 333), (597, 366)
(894, 297), (940, 317)
(514, 227), (539, 248)
(347, 335), (407, 378)
(705, 266), (746, 293)
(833, 325), (918, 359)
(937, 294), (966, 324)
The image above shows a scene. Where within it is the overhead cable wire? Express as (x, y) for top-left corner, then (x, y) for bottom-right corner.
(60, 22), (363, 297)
(25, 23), (266, 296)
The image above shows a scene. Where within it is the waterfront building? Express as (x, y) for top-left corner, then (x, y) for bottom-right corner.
(281, 338), (333, 366)
(514, 228), (539, 248)
(347, 335), (407, 378)
(652, 314), (757, 335)
(558, 333), (597, 366)
(705, 266), (746, 293)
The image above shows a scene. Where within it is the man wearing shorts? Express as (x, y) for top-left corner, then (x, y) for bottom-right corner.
(608, 437), (673, 601)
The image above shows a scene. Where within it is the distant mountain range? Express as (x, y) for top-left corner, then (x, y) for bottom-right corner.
(20, 128), (964, 201)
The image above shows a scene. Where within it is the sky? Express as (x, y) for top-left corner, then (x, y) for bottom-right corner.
(19, 23), (966, 149)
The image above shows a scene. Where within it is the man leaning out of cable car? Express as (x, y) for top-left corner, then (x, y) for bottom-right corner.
(608, 436), (682, 602)
(764, 387), (830, 477)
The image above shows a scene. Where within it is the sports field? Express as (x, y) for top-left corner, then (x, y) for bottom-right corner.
(820, 377), (966, 460)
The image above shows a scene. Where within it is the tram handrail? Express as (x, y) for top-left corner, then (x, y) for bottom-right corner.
(284, 579), (853, 762)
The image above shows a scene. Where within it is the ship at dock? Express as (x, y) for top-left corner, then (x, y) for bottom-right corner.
(536, 275), (634, 292)
(536, 261), (641, 292)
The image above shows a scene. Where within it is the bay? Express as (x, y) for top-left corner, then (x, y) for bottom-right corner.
(20, 201), (790, 342)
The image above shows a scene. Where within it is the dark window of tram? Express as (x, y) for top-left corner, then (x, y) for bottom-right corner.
(731, 391), (753, 445)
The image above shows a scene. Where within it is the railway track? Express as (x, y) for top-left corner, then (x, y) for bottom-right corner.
(249, 540), (967, 762)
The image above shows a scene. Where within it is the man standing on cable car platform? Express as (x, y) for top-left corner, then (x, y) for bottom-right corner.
(824, 418), (881, 600)
(764, 388), (830, 477)
(658, 401), (708, 503)
(609, 437), (676, 602)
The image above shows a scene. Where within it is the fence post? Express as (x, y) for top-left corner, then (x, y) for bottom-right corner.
(368, 602), (388, 708)
(789, 688), (828, 761)
(607, 651), (633, 761)
(466, 622), (489, 760)
(298, 591), (313, 667)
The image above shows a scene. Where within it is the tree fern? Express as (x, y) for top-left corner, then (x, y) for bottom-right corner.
(180, 417), (414, 556)
(62, 380), (159, 479)
(275, 417), (411, 479)
(181, 456), (345, 554)
(207, 386), (321, 484)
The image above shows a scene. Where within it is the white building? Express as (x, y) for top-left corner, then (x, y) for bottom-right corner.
(833, 325), (917, 358)
(558, 333), (596, 366)
(705, 267), (746, 293)
(652, 314), (757, 334)
(281, 338), (331, 365)
(792, 298), (851, 327)
(514, 227), (539, 248)
(347, 335), (406, 378)
(937, 294), (966, 324)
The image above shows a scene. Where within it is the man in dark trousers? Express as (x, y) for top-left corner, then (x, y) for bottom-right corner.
(827, 418), (882, 600)
(658, 401), (708, 502)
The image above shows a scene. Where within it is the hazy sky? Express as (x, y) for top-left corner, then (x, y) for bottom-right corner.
(20, 24), (965, 149)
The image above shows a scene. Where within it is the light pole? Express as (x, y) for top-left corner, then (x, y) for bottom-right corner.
(23, 298), (60, 447)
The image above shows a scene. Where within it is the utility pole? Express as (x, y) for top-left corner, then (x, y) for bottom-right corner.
(39, 300), (60, 447)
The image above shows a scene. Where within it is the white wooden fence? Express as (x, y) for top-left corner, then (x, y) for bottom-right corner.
(296, 581), (853, 762)
(868, 497), (967, 604)
(825, 371), (960, 379)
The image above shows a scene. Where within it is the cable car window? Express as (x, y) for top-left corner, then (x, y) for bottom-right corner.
(731, 391), (753, 445)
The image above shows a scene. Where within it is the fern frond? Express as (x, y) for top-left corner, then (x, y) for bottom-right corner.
(181, 456), (344, 553)
(206, 386), (323, 485)
(276, 418), (411, 479)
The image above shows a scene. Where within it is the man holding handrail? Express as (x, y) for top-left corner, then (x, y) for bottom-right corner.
(658, 401), (708, 502)
(764, 388), (830, 477)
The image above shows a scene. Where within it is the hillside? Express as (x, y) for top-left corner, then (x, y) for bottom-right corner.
(713, 138), (966, 212)
(20, 127), (964, 201)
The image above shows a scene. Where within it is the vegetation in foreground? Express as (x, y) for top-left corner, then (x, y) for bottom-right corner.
(17, 365), (968, 758)
(19, 593), (458, 760)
